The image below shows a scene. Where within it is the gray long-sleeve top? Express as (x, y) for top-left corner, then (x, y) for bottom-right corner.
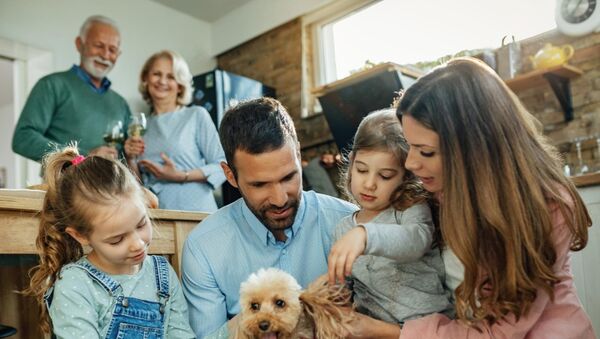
(333, 203), (454, 324)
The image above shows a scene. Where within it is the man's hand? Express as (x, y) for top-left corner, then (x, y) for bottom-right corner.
(139, 153), (185, 182)
(88, 145), (118, 159)
(328, 226), (367, 285)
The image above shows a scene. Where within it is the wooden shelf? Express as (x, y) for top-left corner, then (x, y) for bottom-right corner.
(505, 64), (583, 122)
(505, 64), (582, 92)
(312, 62), (423, 96)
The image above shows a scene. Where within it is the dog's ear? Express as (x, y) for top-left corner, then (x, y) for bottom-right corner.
(230, 315), (251, 339)
(299, 275), (354, 339)
(233, 328), (251, 339)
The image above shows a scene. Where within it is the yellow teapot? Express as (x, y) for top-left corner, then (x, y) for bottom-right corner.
(529, 43), (574, 70)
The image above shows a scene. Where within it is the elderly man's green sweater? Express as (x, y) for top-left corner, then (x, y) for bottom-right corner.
(12, 70), (130, 162)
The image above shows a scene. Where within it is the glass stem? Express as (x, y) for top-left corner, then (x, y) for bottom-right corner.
(576, 141), (583, 174)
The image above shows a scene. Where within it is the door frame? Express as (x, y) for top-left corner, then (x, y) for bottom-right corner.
(0, 37), (52, 188)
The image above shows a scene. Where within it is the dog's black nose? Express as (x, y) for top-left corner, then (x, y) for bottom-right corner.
(259, 321), (270, 331)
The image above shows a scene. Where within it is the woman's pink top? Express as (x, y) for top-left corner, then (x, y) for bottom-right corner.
(401, 200), (596, 338)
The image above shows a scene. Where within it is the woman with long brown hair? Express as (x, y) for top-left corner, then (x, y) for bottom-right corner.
(342, 57), (594, 338)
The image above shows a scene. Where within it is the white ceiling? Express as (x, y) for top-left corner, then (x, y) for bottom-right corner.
(151, 0), (254, 22)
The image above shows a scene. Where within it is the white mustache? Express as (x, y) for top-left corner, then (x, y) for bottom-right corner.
(91, 56), (113, 68)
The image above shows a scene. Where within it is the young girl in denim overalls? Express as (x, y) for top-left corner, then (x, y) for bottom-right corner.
(24, 146), (195, 338)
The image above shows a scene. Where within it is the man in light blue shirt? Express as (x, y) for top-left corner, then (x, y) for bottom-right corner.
(181, 97), (357, 338)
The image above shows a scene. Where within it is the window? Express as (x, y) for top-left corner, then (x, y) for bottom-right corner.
(301, 0), (375, 117)
(315, 0), (557, 85)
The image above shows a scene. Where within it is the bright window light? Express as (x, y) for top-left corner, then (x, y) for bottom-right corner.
(326, 0), (557, 81)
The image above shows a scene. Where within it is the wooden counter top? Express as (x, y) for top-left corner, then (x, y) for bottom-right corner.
(571, 172), (600, 188)
(0, 189), (207, 221)
(0, 189), (208, 275)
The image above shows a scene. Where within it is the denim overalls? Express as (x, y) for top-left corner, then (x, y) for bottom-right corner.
(45, 255), (170, 339)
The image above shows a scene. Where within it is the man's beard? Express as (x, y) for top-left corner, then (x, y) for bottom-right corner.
(82, 55), (114, 80)
(245, 196), (301, 232)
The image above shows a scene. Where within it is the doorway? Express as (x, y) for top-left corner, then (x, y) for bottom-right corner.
(0, 56), (15, 188)
(0, 38), (52, 339)
(0, 37), (52, 188)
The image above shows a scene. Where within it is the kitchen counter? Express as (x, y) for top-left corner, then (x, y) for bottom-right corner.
(571, 172), (600, 188)
(0, 189), (208, 275)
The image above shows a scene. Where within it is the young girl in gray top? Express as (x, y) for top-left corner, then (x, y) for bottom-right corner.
(328, 109), (453, 324)
(24, 146), (195, 338)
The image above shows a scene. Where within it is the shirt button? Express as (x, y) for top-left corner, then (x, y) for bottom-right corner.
(282, 249), (287, 255)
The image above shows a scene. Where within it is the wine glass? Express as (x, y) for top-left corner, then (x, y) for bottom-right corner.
(593, 133), (600, 172)
(127, 112), (147, 161)
(128, 112), (147, 138)
(563, 151), (572, 177)
(103, 120), (124, 148)
(574, 137), (589, 175)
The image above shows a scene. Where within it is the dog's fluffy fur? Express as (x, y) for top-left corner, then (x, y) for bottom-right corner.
(234, 268), (354, 339)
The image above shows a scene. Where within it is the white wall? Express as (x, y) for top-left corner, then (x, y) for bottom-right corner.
(0, 57), (14, 188)
(0, 0), (216, 112)
(0, 0), (343, 108)
(211, 0), (336, 55)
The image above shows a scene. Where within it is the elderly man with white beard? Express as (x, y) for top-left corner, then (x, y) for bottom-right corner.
(13, 15), (130, 162)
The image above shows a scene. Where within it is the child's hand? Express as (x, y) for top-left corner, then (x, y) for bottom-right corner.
(328, 226), (367, 285)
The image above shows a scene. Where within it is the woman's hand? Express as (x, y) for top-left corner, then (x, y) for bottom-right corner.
(328, 226), (368, 285)
(138, 153), (186, 182)
(344, 311), (401, 339)
(124, 136), (145, 159)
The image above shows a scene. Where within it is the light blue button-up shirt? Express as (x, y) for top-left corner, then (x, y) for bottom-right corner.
(181, 190), (357, 338)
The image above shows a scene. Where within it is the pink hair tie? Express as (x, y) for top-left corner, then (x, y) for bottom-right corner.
(71, 155), (86, 166)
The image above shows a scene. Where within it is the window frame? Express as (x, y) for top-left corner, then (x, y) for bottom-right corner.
(301, 0), (376, 117)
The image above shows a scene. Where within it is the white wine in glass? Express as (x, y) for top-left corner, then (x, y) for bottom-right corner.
(103, 120), (124, 147)
(128, 113), (147, 161)
(128, 112), (147, 137)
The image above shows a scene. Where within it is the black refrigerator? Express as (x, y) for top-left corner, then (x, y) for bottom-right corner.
(192, 69), (276, 128)
(191, 69), (276, 206)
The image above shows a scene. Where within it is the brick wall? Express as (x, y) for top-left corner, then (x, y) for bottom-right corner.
(216, 18), (337, 162)
(217, 19), (302, 121)
(514, 31), (600, 173)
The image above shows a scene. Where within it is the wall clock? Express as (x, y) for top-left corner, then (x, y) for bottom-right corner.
(556, 0), (600, 36)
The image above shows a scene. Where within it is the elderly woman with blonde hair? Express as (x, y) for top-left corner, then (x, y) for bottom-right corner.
(124, 50), (226, 212)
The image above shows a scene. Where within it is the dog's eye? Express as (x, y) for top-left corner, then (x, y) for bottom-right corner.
(250, 302), (260, 311)
(275, 299), (286, 308)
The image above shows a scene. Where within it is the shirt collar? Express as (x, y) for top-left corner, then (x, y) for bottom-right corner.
(241, 191), (307, 246)
(71, 65), (111, 93)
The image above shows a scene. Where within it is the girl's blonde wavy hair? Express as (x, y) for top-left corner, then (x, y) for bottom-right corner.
(23, 145), (146, 333)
